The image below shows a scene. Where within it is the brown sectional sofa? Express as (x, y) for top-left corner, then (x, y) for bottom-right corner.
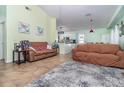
(27, 42), (57, 62)
(72, 44), (124, 68)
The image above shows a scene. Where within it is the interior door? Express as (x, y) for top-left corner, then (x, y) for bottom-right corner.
(0, 23), (3, 60)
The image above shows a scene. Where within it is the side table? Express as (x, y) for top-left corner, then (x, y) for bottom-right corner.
(13, 50), (27, 64)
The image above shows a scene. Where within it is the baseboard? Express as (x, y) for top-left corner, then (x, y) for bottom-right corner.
(0, 59), (4, 61)
(5, 60), (12, 63)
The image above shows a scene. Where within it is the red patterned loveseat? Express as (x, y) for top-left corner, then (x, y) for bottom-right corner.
(27, 42), (57, 62)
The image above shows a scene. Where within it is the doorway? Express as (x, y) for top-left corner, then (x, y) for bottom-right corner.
(0, 22), (5, 62)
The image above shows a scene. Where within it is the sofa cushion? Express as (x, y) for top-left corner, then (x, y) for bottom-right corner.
(76, 52), (119, 62)
(76, 52), (120, 67)
(77, 44), (91, 52)
(31, 42), (47, 51)
(34, 49), (56, 56)
(75, 52), (88, 62)
(77, 44), (120, 54)
(88, 53), (119, 62)
(98, 44), (119, 54)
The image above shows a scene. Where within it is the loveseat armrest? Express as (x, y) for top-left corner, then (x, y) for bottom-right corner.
(53, 48), (58, 53)
(117, 51), (124, 60)
(26, 49), (36, 62)
(72, 48), (79, 55)
(72, 48), (80, 61)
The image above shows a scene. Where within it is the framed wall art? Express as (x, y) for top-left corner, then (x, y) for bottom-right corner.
(18, 21), (30, 33)
(36, 26), (44, 35)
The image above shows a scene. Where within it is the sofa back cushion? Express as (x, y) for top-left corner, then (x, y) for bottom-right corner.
(30, 42), (48, 51)
(77, 44), (120, 54)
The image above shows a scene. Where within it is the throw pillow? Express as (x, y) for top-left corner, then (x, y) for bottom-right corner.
(47, 45), (52, 49)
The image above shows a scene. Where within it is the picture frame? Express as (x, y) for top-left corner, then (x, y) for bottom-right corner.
(18, 21), (30, 33)
(36, 26), (44, 35)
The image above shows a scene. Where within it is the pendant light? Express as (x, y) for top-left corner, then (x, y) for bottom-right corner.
(86, 13), (94, 33)
(58, 6), (64, 32)
(89, 18), (94, 33)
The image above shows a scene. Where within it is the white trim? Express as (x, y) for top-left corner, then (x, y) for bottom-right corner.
(5, 60), (12, 63)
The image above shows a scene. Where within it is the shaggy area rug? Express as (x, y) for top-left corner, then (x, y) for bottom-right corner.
(27, 61), (124, 87)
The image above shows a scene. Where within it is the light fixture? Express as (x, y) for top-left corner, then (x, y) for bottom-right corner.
(25, 6), (31, 11)
(89, 19), (94, 33)
(86, 13), (94, 33)
(57, 6), (65, 32)
(57, 6), (62, 31)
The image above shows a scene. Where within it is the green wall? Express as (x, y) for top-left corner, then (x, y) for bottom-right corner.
(6, 5), (56, 63)
(84, 28), (110, 43)
(66, 28), (110, 43)
(0, 5), (6, 17)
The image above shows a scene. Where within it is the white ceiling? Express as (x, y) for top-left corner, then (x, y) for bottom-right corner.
(40, 5), (119, 31)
